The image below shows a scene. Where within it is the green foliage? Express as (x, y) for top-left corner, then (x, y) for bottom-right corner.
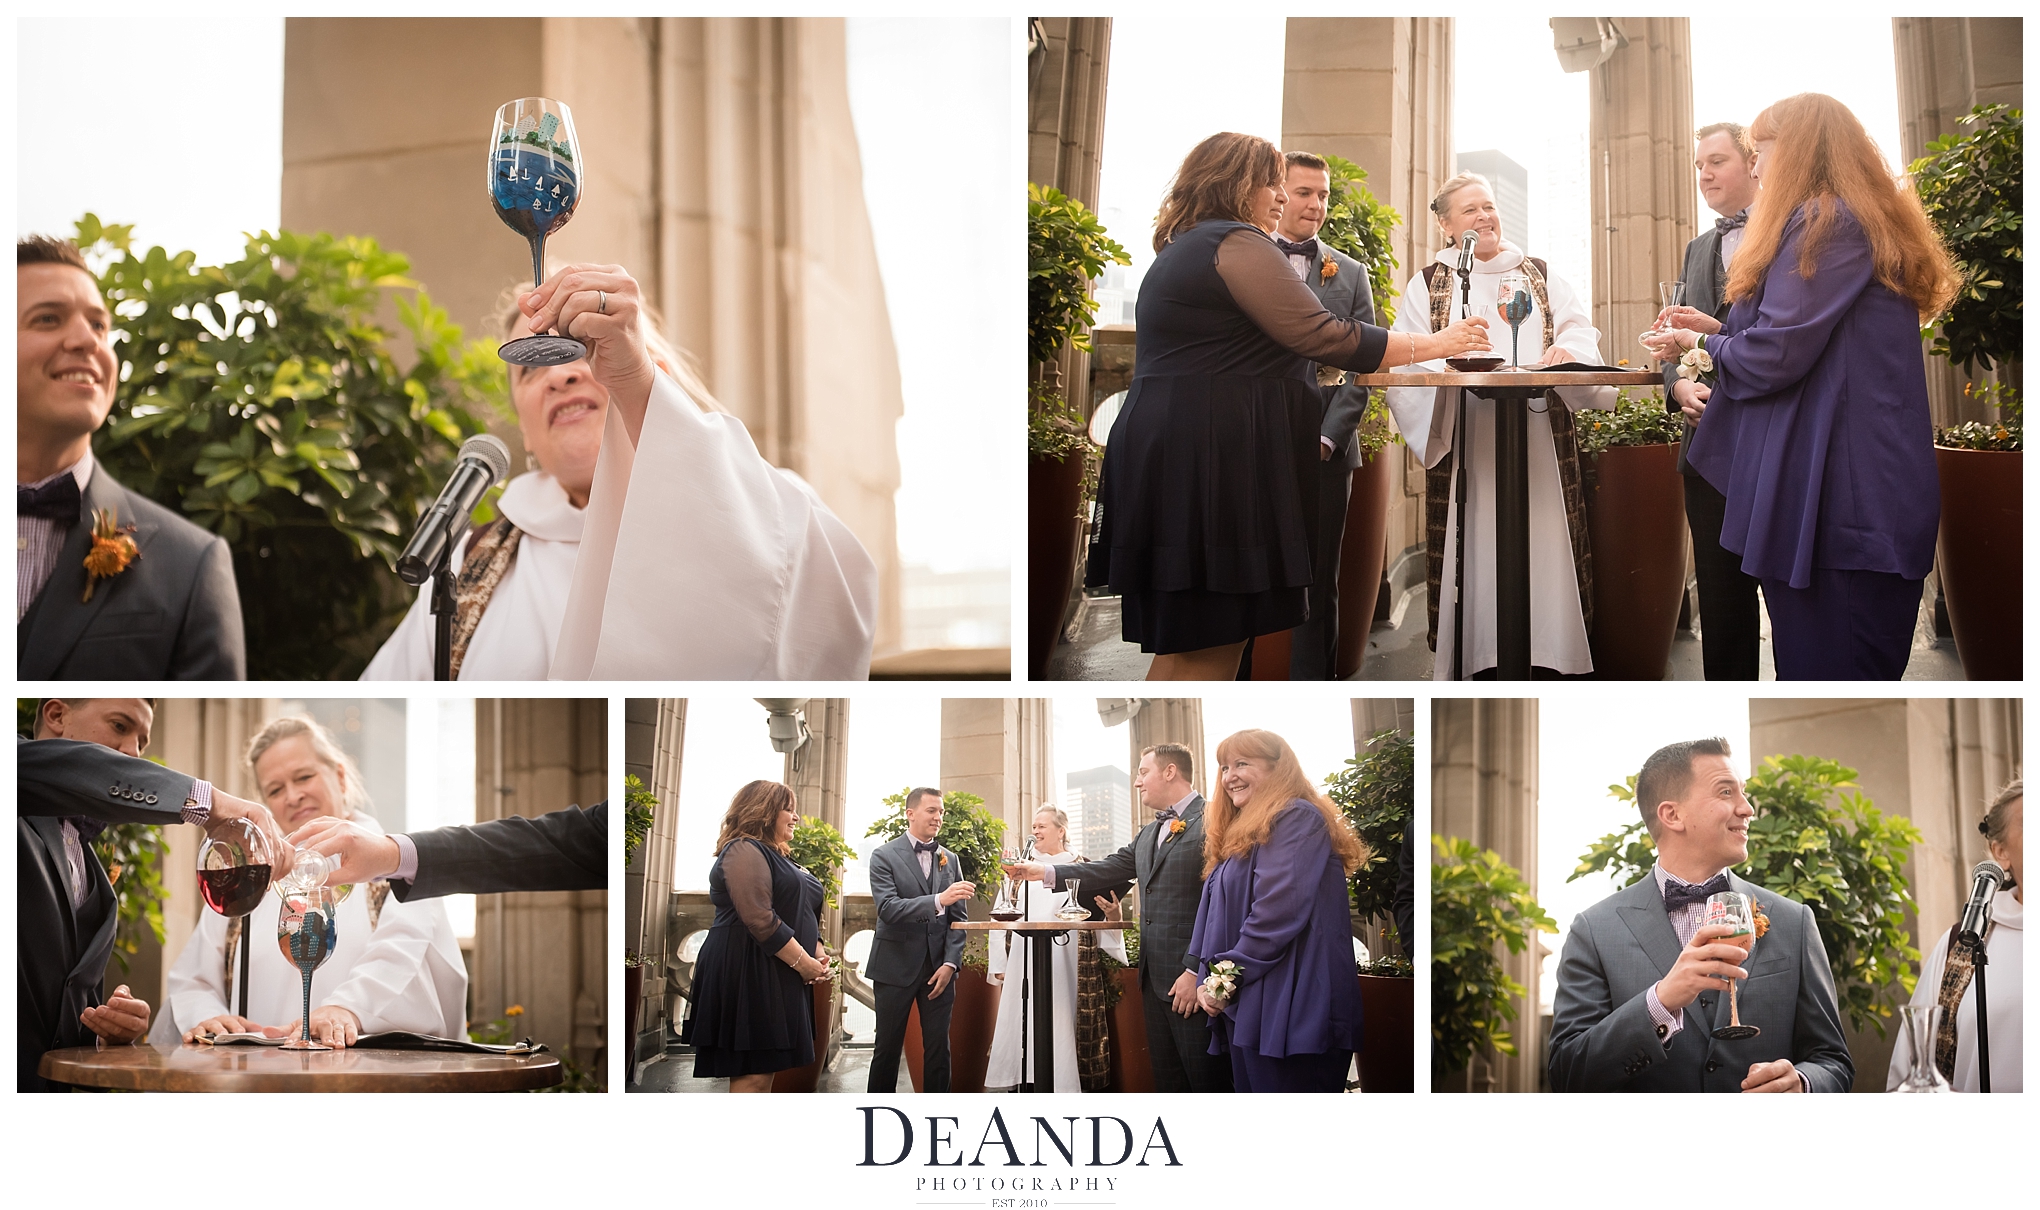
(470, 1006), (601, 1091)
(622, 774), (656, 870)
(1575, 387), (1683, 459)
(865, 787), (1007, 902)
(1572, 754), (1924, 1036)
(1027, 381), (1096, 464)
(1936, 380), (2022, 451)
(789, 815), (856, 911)
(1315, 153), (1402, 328)
(1027, 183), (1131, 365)
(1431, 836), (1555, 1077)
(1360, 953), (1414, 978)
(1909, 105), (2022, 372)
(75, 214), (509, 678)
(1324, 727), (1413, 947)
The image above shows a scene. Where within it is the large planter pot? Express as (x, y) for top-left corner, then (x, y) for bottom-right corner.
(1106, 966), (1154, 1092)
(1934, 446), (2022, 680)
(1029, 452), (1088, 679)
(623, 963), (644, 1052)
(1584, 442), (1688, 679)
(1249, 445), (1397, 680)
(903, 966), (998, 1093)
(773, 981), (834, 1093)
(1356, 974), (1414, 1093)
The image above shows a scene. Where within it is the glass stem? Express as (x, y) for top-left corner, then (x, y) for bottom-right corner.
(301, 966), (314, 1042)
(528, 235), (546, 295)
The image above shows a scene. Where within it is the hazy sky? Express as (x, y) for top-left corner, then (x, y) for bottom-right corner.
(16, 16), (1011, 576)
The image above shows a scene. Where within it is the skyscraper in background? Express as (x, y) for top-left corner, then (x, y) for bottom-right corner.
(1456, 148), (1531, 254)
(1065, 764), (1131, 859)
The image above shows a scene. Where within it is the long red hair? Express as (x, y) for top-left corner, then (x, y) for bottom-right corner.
(1727, 93), (1959, 321)
(1203, 729), (1366, 878)
(1151, 132), (1284, 254)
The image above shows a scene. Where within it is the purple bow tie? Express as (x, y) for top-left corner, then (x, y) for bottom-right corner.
(1715, 210), (1748, 237)
(1662, 872), (1732, 913)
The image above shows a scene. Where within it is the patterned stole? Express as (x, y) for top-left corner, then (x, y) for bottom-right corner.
(448, 517), (524, 680)
(1419, 257), (1595, 657)
(1933, 924), (1990, 1082)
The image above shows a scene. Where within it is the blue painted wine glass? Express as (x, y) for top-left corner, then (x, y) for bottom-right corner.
(490, 97), (586, 366)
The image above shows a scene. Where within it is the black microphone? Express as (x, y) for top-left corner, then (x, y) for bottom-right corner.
(1959, 859), (2004, 942)
(1456, 227), (1478, 273)
(396, 434), (512, 586)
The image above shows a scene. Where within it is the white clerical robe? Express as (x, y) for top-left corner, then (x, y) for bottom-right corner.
(150, 883), (467, 1045)
(1385, 243), (1615, 679)
(1885, 889), (2022, 1092)
(983, 856), (1126, 1092)
(362, 370), (879, 680)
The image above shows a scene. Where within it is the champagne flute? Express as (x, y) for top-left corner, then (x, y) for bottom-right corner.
(1703, 891), (1761, 1040)
(1495, 271), (1534, 367)
(490, 97), (587, 366)
(1639, 280), (1687, 352)
(277, 883), (339, 1050)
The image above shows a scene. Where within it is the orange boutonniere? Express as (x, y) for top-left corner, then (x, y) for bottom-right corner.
(1168, 818), (1186, 837)
(1751, 902), (1770, 941)
(1320, 255), (1338, 283)
(81, 508), (140, 603)
(937, 852), (948, 868)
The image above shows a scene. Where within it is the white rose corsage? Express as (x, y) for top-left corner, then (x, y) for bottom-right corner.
(1201, 959), (1242, 1004)
(1676, 341), (1715, 387)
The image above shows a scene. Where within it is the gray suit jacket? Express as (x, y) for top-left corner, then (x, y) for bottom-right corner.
(1548, 871), (1854, 1092)
(1052, 794), (1208, 998)
(17, 466), (246, 679)
(865, 834), (968, 986)
(1304, 243), (1378, 470)
(1662, 226), (1731, 475)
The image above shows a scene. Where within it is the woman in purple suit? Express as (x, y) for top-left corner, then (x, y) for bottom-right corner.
(1647, 93), (1960, 678)
(1187, 729), (1365, 1092)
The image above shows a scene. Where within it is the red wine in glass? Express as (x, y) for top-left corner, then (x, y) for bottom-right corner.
(199, 864), (272, 918)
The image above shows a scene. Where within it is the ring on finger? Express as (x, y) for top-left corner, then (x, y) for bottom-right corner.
(597, 290), (608, 316)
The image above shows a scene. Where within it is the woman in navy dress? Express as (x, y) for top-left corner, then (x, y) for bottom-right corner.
(1087, 132), (1491, 679)
(1187, 729), (1367, 1091)
(1647, 93), (1960, 678)
(683, 780), (828, 1091)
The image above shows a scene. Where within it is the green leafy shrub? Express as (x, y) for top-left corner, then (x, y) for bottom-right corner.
(1431, 835), (1555, 1077)
(865, 787), (1007, 902)
(1572, 753), (1924, 1036)
(76, 214), (508, 679)
(1910, 104), (2022, 373)
(623, 774), (656, 870)
(789, 815), (856, 911)
(1575, 387), (1683, 459)
(1324, 727), (1413, 952)
(1027, 184), (1128, 472)
(1936, 380), (2022, 451)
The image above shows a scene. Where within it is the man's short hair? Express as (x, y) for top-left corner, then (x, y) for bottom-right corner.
(1283, 151), (1329, 174)
(905, 786), (943, 812)
(1143, 743), (1195, 782)
(1636, 738), (1734, 838)
(1694, 122), (1755, 160)
(18, 235), (92, 275)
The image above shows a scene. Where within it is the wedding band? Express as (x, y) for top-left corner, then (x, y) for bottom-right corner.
(597, 290), (608, 315)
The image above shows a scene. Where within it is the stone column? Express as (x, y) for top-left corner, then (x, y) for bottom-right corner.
(472, 699), (609, 1080)
(624, 697), (683, 1058)
(1893, 18), (2025, 422)
(938, 699), (1052, 843)
(1283, 17), (1453, 580)
(784, 697), (847, 1065)
(1353, 697), (1415, 745)
(1028, 18), (1114, 421)
(1584, 19), (1694, 357)
(1126, 698), (1208, 803)
(1430, 697), (1542, 1093)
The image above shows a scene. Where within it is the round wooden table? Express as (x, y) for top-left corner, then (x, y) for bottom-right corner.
(1350, 369), (1663, 679)
(955, 919), (1121, 1092)
(39, 1042), (563, 1092)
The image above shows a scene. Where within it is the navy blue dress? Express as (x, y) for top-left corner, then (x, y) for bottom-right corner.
(1087, 221), (1391, 653)
(683, 838), (824, 1078)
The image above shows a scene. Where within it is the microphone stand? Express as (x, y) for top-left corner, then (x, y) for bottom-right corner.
(430, 539), (457, 682)
(1451, 246), (1475, 682)
(1961, 907), (1992, 1093)
(1018, 837), (1035, 1092)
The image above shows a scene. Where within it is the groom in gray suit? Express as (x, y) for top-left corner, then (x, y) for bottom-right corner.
(1276, 152), (1378, 679)
(1008, 742), (1231, 1092)
(865, 787), (973, 1092)
(1549, 737), (1853, 1092)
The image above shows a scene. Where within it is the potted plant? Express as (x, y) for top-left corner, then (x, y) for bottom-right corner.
(1932, 384), (2021, 679)
(776, 815), (855, 1093)
(1431, 836), (1555, 1087)
(1577, 388), (1688, 679)
(1325, 726), (1414, 1091)
(622, 775), (657, 1048)
(1099, 923), (1152, 1092)
(868, 788), (1007, 1092)
(1574, 754), (1924, 1038)
(1028, 184), (1129, 678)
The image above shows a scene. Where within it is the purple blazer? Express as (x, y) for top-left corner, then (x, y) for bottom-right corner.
(1186, 801), (1363, 1059)
(1686, 200), (1939, 589)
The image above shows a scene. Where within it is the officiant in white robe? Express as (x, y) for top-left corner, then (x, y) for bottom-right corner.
(984, 811), (1125, 1092)
(1384, 174), (1614, 680)
(363, 262), (878, 681)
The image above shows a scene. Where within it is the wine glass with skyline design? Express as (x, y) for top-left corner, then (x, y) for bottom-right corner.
(490, 97), (586, 366)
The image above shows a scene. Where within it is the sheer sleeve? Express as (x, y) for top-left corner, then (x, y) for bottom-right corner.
(1214, 229), (1391, 372)
(724, 841), (795, 950)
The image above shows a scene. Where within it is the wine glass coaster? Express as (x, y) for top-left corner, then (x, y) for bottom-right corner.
(1711, 1024), (1761, 1040)
(498, 334), (588, 366)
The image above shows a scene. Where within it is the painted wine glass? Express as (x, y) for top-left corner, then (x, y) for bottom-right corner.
(490, 97), (586, 366)
(1495, 270), (1535, 367)
(277, 882), (339, 1051)
(1703, 890), (1761, 1039)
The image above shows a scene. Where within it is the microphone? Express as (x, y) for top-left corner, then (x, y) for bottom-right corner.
(1456, 227), (1478, 273)
(396, 434), (512, 586)
(1959, 859), (2004, 942)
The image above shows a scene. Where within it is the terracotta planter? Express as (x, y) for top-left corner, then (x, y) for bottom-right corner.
(1356, 974), (1414, 1093)
(1029, 452), (1088, 679)
(903, 966), (997, 1093)
(1585, 442), (1688, 679)
(623, 963), (644, 1052)
(1249, 446), (1396, 679)
(1934, 446), (2021, 680)
(1106, 966), (1154, 1092)
(772, 981), (833, 1093)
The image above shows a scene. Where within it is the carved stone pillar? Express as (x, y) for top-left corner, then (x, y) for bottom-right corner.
(625, 697), (684, 1058)
(1585, 18), (1695, 358)
(1283, 17), (1453, 574)
(783, 697), (847, 1064)
(938, 699), (1053, 844)
(1430, 697), (1541, 1093)
(1028, 18), (1114, 419)
(1352, 697), (1415, 745)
